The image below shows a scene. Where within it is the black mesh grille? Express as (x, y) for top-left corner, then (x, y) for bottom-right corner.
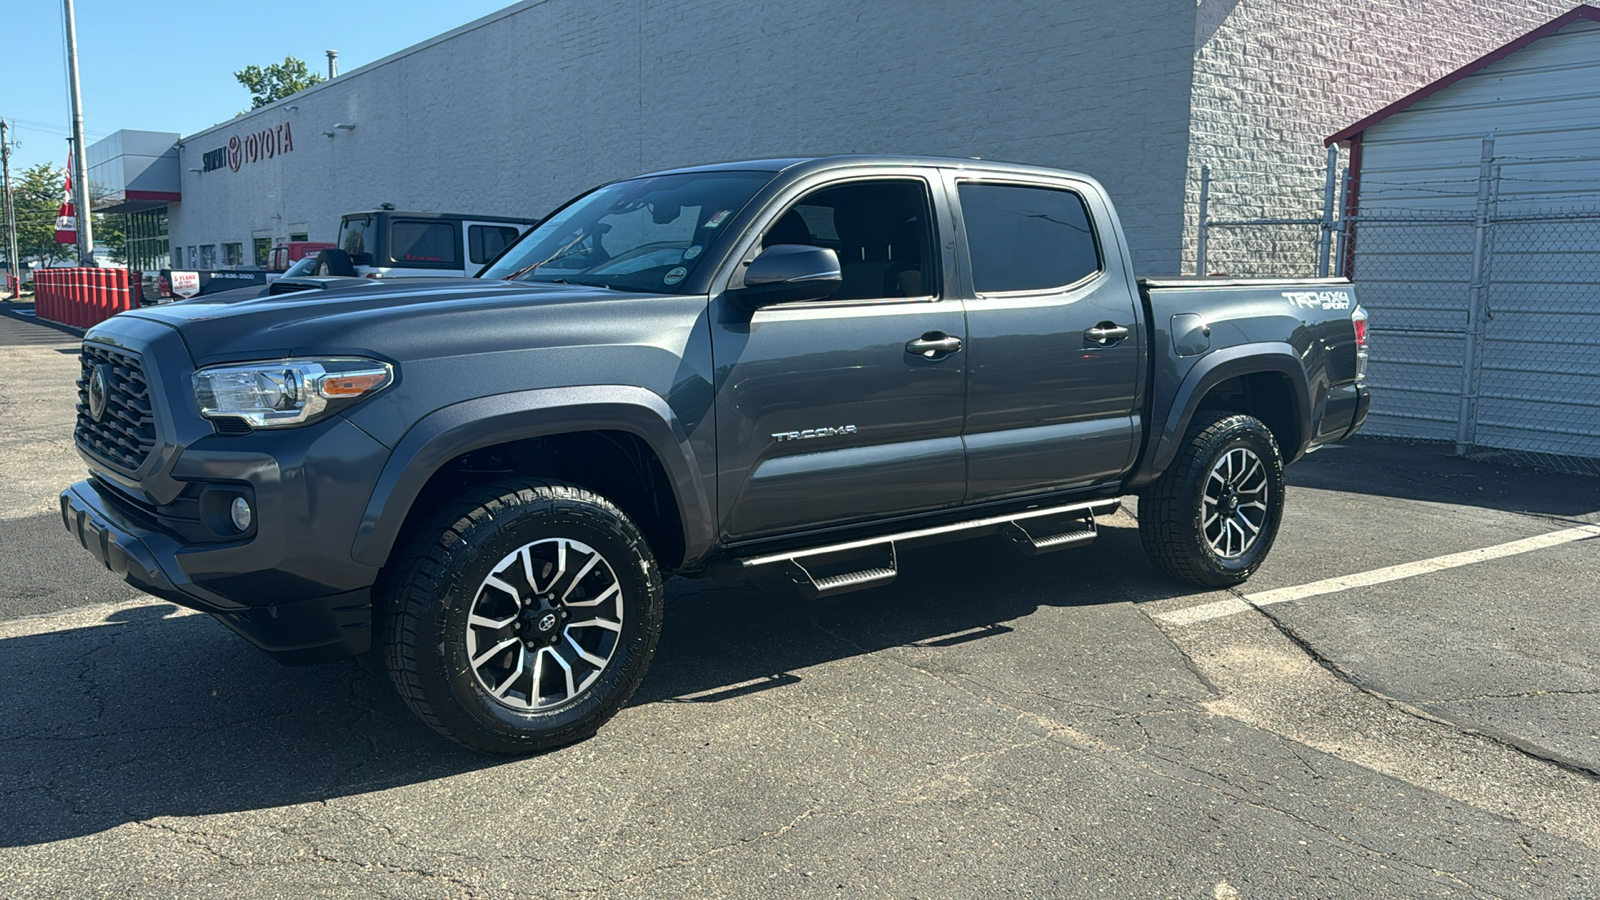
(76, 344), (157, 472)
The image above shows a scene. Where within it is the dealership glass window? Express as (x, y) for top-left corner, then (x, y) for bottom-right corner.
(222, 243), (243, 267)
(390, 220), (459, 265)
(289, 231), (309, 242)
(199, 245), (217, 268)
(469, 225), (520, 265)
(956, 183), (1101, 293)
(124, 207), (170, 272)
(187, 246), (198, 268)
(253, 237), (273, 267)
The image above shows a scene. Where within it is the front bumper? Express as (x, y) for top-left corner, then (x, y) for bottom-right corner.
(63, 477), (373, 666)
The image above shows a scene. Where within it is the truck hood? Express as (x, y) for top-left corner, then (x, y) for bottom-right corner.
(113, 277), (675, 365)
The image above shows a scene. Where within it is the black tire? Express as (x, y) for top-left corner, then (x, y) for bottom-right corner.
(380, 479), (663, 754)
(314, 248), (357, 277)
(1137, 413), (1286, 588)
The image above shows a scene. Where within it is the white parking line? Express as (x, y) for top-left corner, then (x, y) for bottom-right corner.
(1156, 523), (1600, 627)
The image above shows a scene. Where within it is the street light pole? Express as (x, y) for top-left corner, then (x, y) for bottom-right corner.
(63, 0), (96, 266)
(1, 120), (22, 296)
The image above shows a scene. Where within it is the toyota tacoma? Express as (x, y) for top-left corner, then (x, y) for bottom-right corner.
(62, 155), (1369, 752)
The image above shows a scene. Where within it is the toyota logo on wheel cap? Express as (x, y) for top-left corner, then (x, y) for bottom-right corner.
(87, 364), (110, 422)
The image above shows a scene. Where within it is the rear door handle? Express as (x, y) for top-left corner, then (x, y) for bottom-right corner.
(905, 333), (963, 358)
(1084, 322), (1131, 346)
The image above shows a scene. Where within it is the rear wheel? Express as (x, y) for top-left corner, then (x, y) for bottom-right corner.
(381, 480), (663, 754)
(1137, 413), (1285, 587)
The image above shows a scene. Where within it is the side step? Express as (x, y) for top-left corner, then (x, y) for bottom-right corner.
(1001, 510), (1100, 555)
(737, 498), (1119, 598)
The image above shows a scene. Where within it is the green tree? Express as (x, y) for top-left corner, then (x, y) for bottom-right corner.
(12, 163), (74, 267)
(234, 56), (325, 109)
(95, 212), (128, 265)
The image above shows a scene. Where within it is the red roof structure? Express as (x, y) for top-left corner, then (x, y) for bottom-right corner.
(1326, 4), (1600, 146)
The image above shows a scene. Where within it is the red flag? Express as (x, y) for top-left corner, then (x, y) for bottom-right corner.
(56, 156), (77, 245)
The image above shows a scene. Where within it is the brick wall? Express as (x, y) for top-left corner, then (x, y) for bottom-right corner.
(1185, 0), (1581, 276)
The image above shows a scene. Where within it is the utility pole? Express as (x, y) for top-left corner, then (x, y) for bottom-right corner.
(1, 120), (21, 297)
(63, 0), (96, 265)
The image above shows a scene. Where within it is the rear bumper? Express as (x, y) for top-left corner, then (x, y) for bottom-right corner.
(61, 479), (371, 665)
(1343, 384), (1372, 440)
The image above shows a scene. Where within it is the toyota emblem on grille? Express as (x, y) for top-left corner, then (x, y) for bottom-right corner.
(87, 364), (110, 422)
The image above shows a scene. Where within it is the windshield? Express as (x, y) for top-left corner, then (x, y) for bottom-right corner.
(481, 171), (774, 291)
(282, 255), (319, 277)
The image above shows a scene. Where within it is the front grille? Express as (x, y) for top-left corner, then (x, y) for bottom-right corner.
(76, 344), (158, 472)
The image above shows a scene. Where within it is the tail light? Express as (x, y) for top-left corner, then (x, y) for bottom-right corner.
(1352, 305), (1369, 380)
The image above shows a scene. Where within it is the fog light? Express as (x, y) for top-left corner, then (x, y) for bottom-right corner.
(230, 496), (253, 532)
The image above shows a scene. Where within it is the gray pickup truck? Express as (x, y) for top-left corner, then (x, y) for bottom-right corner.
(62, 155), (1369, 752)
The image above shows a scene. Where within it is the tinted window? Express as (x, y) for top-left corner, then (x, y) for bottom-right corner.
(338, 216), (371, 256)
(958, 183), (1100, 293)
(469, 225), (520, 265)
(760, 179), (935, 300)
(390, 221), (459, 265)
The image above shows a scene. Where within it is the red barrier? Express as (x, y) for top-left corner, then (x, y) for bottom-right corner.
(32, 267), (135, 327)
(97, 268), (112, 324)
(68, 269), (82, 327)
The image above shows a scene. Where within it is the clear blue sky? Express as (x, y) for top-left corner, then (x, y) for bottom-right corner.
(1, 0), (514, 173)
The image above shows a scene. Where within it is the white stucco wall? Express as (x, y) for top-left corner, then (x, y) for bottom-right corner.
(167, 0), (1198, 275)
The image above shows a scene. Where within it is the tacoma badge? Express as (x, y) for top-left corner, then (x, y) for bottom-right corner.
(772, 425), (858, 443)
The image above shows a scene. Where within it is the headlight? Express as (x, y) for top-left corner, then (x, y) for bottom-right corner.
(192, 357), (394, 428)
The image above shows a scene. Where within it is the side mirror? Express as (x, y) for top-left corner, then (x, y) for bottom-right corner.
(350, 252), (374, 266)
(729, 244), (842, 309)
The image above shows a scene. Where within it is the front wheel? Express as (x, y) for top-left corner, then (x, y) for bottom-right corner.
(1137, 413), (1286, 587)
(380, 480), (663, 754)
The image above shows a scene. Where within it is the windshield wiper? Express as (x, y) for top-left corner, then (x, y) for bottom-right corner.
(502, 232), (589, 281)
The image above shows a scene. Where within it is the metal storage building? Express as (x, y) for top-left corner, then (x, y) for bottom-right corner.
(1327, 6), (1600, 468)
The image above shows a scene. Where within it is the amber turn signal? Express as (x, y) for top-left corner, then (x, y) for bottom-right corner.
(319, 371), (390, 397)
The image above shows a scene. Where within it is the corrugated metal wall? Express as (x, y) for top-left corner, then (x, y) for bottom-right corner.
(1352, 19), (1600, 466)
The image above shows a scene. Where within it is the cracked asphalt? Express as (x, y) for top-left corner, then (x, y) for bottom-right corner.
(2, 302), (1598, 898)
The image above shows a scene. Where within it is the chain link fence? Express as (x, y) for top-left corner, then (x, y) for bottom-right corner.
(1197, 144), (1600, 477)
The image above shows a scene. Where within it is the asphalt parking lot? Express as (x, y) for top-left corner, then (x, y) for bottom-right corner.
(2, 301), (1597, 898)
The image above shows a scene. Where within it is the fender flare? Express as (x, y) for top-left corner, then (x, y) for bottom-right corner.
(350, 385), (714, 568)
(1128, 343), (1312, 489)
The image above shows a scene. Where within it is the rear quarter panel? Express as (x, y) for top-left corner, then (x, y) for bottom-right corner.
(1135, 278), (1361, 484)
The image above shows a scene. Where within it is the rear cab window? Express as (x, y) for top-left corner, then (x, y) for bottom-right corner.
(956, 182), (1102, 293)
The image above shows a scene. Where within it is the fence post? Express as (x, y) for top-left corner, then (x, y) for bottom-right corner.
(1196, 165), (1210, 276)
(1333, 166), (1350, 277)
(1456, 134), (1496, 457)
(1318, 145), (1338, 277)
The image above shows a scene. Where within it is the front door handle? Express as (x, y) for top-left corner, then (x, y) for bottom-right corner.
(1084, 322), (1131, 346)
(906, 332), (963, 358)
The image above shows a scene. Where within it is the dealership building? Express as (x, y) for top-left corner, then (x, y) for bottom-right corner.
(89, 0), (1581, 275)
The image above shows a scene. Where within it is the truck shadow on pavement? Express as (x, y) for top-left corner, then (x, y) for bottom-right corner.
(1291, 437), (1600, 519)
(0, 527), (1182, 848)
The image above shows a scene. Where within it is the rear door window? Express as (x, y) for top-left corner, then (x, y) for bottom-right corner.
(389, 220), (461, 267)
(957, 183), (1101, 293)
(469, 225), (521, 265)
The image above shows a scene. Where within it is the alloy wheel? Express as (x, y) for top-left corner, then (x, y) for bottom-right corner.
(464, 537), (624, 710)
(1203, 446), (1270, 559)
